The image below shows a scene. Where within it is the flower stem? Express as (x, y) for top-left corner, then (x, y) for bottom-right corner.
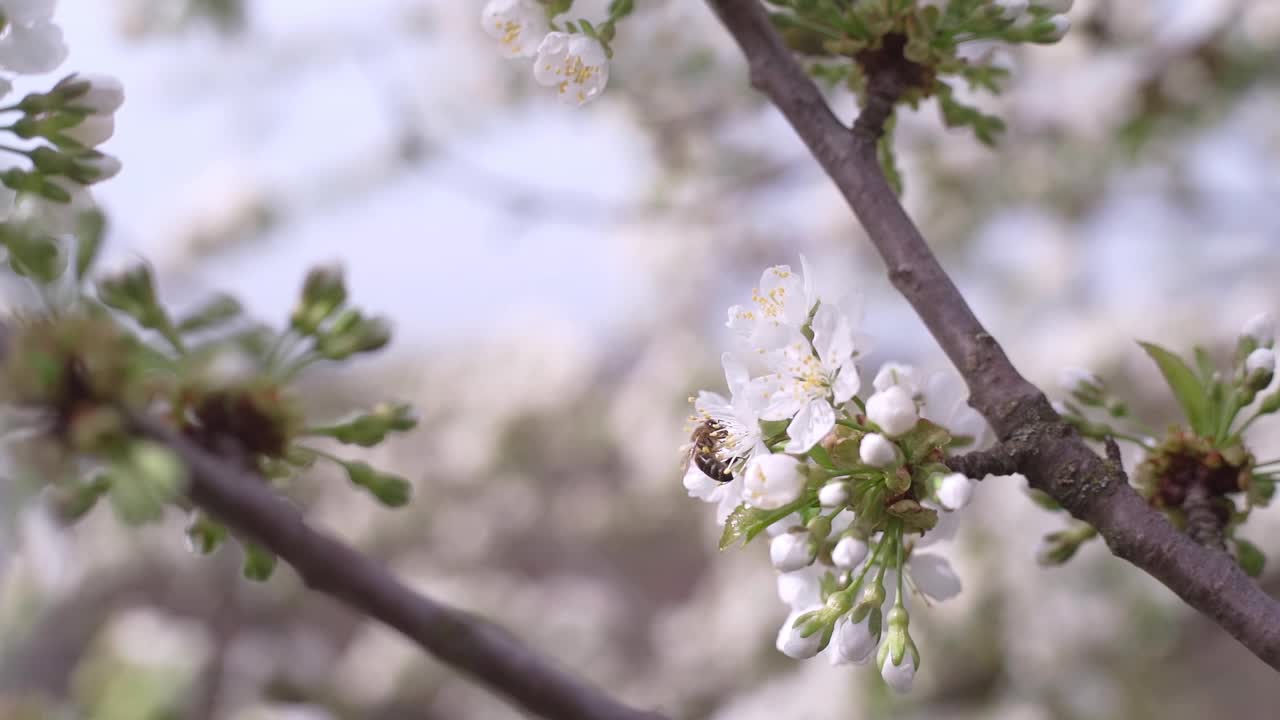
(893, 521), (906, 610)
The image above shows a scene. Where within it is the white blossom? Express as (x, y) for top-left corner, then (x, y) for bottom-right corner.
(727, 258), (816, 350)
(753, 302), (861, 452)
(480, 0), (549, 59)
(937, 472), (974, 511)
(904, 552), (962, 602)
(873, 363), (923, 396)
(742, 453), (805, 510)
(859, 433), (898, 468)
(776, 607), (825, 659)
(770, 531), (816, 572)
(830, 614), (879, 665)
(684, 353), (769, 523)
(534, 32), (608, 106)
(0, 17), (65, 74)
(832, 535), (868, 569)
(922, 371), (990, 449)
(1243, 312), (1275, 347)
(818, 481), (848, 508)
(776, 564), (823, 611)
(866, 386), (918, 437)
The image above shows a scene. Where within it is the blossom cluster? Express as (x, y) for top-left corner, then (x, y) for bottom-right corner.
(0, 0), (124, 235)
(682, 258), (990, 692)
(481, 0), (620, 106)
(1045, 313), (1279, 572)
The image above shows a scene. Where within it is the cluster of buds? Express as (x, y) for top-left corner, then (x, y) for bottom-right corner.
(1049, 313), (1279, 575)
(481, 0), (634, 106)
(683, 258), (989, 692)
(0, 205), (419, 580)
(2, 73), (125, 232)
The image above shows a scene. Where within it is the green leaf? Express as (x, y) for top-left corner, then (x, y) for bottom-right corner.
(242, 542), (277, 581)
(185, 512), (228, 555)
(1138, 341), (1212, 435)
(808, 444), (837, 470)
(75, 209), (106, 280)
(719, 497), (808, 550)
(1235, 538), (1265, 578)
(177, 294), (243, 333)
(108, 442), (187, 525)
(1193, 345), (1216, 384)
(897, 419), (951, 464)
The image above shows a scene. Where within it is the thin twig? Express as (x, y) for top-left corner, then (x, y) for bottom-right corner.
(705, 0), (1280, 670)
(129, 413), (668, 720)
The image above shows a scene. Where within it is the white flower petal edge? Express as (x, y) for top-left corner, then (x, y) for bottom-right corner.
(742, 454), (805, 510)
(880, 653), (916, 692)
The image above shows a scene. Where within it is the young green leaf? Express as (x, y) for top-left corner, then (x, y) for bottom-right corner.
(1138, 341), (1212, 436)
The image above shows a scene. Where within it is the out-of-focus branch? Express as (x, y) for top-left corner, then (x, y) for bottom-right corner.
(125, 414), (667, 720)
(705, 0), (1280, 670)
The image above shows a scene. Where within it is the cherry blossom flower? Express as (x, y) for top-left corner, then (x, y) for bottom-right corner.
(753, 302), (861, 452)
(534, 32), (609, 106)
(726, 258), (816, 351)
(481, 0), (549, 59)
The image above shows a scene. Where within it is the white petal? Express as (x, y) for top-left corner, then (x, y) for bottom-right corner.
(533, 32), (571, 84)
(909, 553), (962, 602)
(937, 473), (974, 510)
(831, 615), (878, 665)
(831, 359), (861, 405)
(881, 653), (916, 692)
(694, 390), (731, 418)
(3, 0), (57, 25)
(914, 502), (960, 547)
(776, 607), (825, 659)
(0, 19), (67, 74)
(777, 566), (823, 610)
(811, 302), (854, 369)
(721, 352), (750, 396)
(682, 463), (719, 502)
(784, 398), (834, 453)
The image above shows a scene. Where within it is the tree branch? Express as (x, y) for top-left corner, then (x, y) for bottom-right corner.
(705, 0), (1280, 670)
(129, 414), (668, 720)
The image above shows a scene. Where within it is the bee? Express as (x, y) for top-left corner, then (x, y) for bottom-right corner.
(688, 419), (735, 483)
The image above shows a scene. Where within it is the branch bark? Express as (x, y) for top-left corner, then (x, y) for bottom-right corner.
(130, 415), (668, 720)
(706, 0), (1280, 670)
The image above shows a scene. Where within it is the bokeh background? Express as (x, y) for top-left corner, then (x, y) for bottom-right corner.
(2, 0), (1280, 718)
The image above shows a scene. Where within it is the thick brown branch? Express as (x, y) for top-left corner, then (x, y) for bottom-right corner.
(706, 0), (1280, 670)
(130, 415), (667, 720)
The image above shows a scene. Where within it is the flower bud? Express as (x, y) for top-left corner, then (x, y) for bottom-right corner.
(770, 530), (817, 572)
(818, 481), (849, 508)
(291, 264), (347, 334)
(776, 607), (826, 659)
(59, 113), (115, 148)
(832, 534), (868, 569)
(1058, 366), (1104, 405)
(877, 606), (919, 693)
(742, 453), (805, 510)
(58, 74), (126, 115)
(850, 576), (886, 623)
(831, 610), (880, 665)
(866, 386), (918, 437)
(859, 432), (899, 467)
(936, 472), (974, 510)
(1245, 348), (1275, 391)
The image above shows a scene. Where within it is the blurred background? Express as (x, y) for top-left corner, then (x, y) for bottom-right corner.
(2, 0), (1280, 717)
